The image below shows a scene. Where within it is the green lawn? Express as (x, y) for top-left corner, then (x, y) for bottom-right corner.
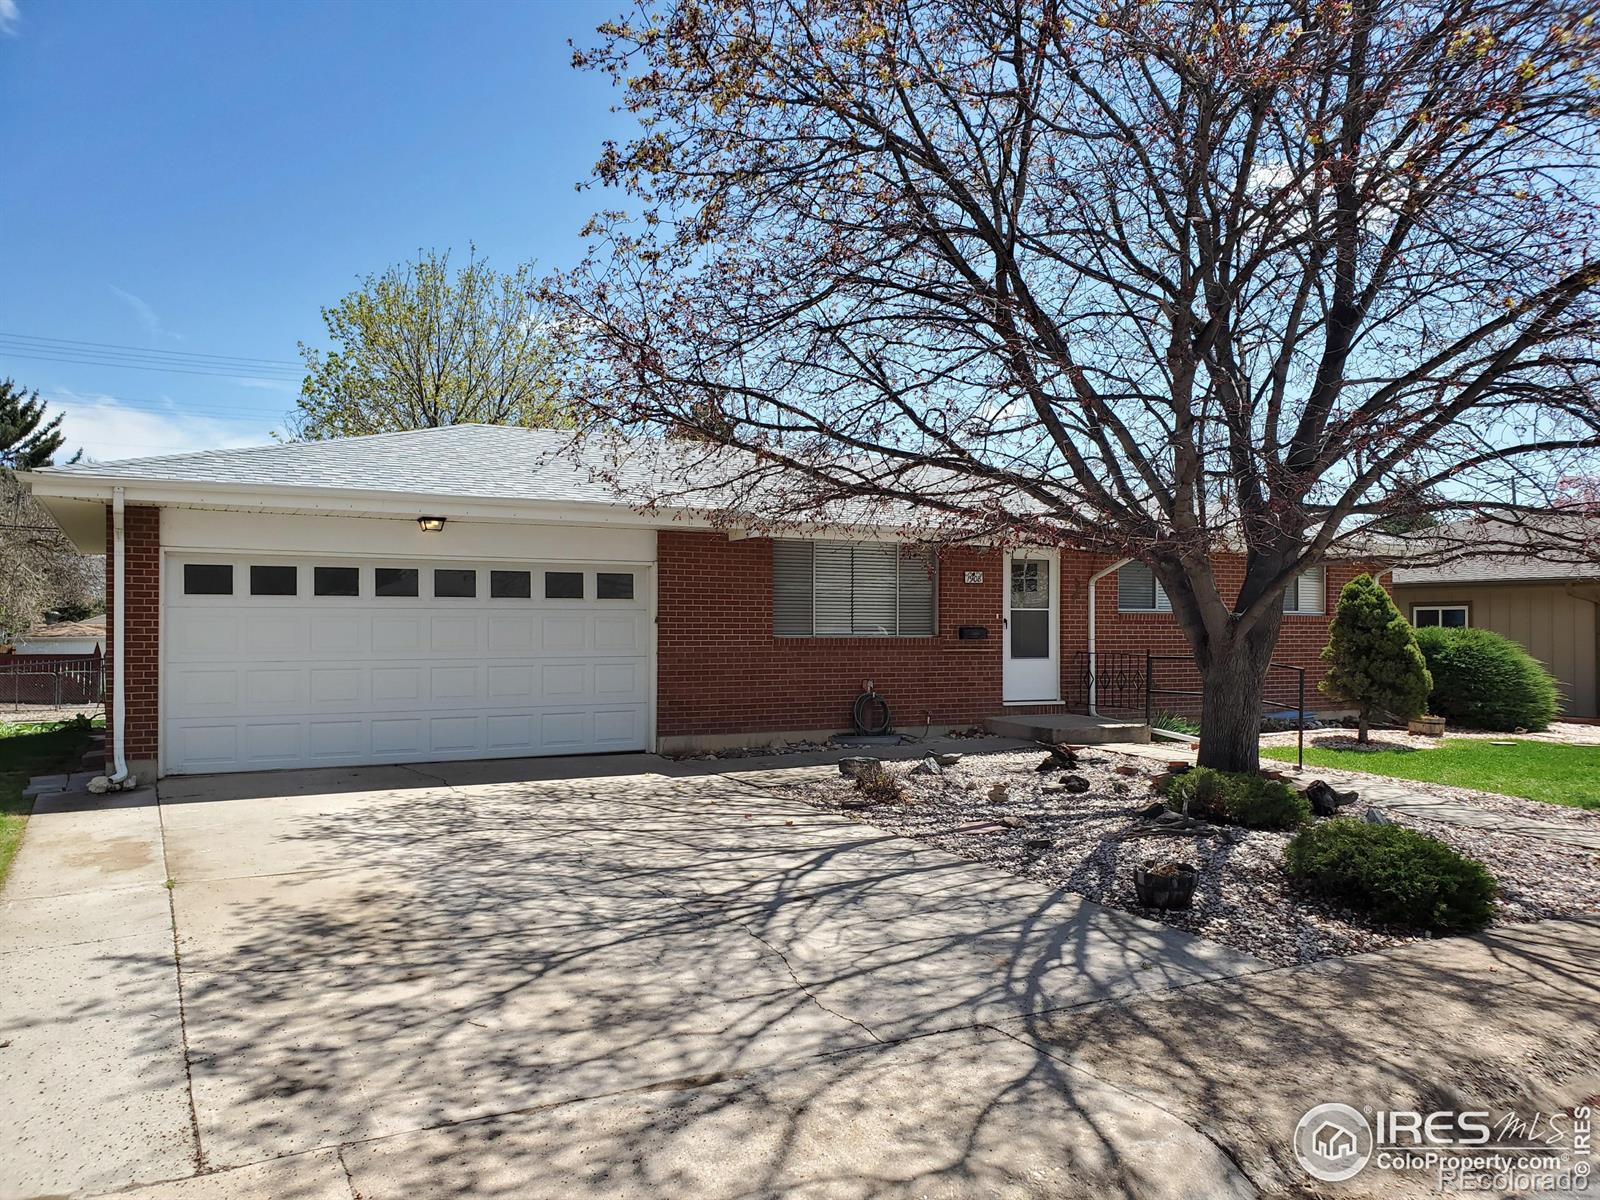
(1262, 737), (1600, 810)
(0, 718), (99, 891)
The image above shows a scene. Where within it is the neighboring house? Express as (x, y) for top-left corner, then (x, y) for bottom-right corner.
(20, 426), (1359, 778)
(4, 615), (106, 658)
(1391, 531), (1600, 718)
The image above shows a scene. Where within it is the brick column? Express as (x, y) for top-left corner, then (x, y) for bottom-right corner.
(104, 504), (161, 773)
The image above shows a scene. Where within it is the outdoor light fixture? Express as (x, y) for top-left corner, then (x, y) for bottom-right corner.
(417, 516), (446, 533)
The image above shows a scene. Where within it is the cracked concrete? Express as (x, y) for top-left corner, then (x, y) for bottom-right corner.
(5, 749), (1592, 1199)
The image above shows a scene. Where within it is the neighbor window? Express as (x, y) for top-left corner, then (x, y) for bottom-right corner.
(184, 563), (233, 596)
(490, 570), (532, 599)
(249, 565), (296, 596)
(545, 571), (584, 599)
(1412, 604), (1469, 629)
(1116, 563), (1171, 613)
(374, 568), (419, 598)
(1282, 565), (1326, 614)
(433, 569), (476, 598)
(596, 572), (635, 600)
(772, 540), (936, 636)
(313, 566), (359, 597)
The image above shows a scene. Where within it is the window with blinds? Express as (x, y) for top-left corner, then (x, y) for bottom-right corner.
(1116, 563), (1172, 612)
(1283, 564), (1326, 614)
(773, 540), (936, 636)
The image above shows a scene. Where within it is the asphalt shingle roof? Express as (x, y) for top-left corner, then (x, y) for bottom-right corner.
(33, 425), (635, 505)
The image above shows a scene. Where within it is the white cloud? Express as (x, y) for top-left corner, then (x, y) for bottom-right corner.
(108, 283), (182, 342)
(52, 392), (279, 463)
(0, 0), (19, 36)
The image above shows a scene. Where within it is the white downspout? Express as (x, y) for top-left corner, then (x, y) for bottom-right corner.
(1086, 558), (1132, 717)
(108, 487), (130, 786)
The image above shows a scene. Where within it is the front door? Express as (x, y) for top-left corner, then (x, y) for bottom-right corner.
(1003, 551), (1059, 702)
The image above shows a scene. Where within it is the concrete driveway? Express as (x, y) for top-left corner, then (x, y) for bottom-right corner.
(1, 748), (1276, 1199)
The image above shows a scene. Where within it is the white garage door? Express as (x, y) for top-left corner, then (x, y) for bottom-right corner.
(163, 555), (651, 774)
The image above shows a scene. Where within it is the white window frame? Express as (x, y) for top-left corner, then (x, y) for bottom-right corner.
(1116, 563), (1171, 613)
(1411, 603), (1470, 629)
(1282, 564), (1327, 615)
(772, 539), (937, 637)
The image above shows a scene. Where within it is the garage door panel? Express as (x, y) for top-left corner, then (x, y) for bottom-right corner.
(242, 668), (301, 708)
(487, 665), (535, 701)
(173, 614), (239, 657)
(307, 720), (368, 760)
(372, 617), (424, 654)
(428, 715), (480, 753)
(429, 665), (480, 703)
(371, 718), (424, 756)
(485, 714), (535, 752)
(244, 723), (301, 763)
(166, 556), (651, 773)
(487, 615), (537, 653)
(593, 661), (642, 699)
(370, 667), (422, 704)
(309, 668), (367, 705)
(171, 668), (239, 713)
(310, 617), (366, 655)
(594, 616), (642, 652)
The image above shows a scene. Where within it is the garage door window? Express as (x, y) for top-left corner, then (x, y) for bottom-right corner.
(434, 568), (477, 598)
(491, 570), (532, 598)
(375, 568), (419, 597)
(184, 563), (233, 595)
(249, 565), (296, 596)
(597, 572), (634, 600)
(545, 571), (584, 599)
(314, 566), (360, 597)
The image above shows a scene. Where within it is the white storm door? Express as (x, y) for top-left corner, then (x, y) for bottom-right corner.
(1003, 551), (1059, 702)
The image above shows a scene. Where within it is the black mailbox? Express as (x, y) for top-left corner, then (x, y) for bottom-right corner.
(957, 625), (989, 640)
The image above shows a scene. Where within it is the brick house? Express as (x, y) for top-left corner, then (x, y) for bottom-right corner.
(21, 425), (1356, 779)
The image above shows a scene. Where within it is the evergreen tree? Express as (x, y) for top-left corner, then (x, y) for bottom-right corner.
(0, 378), (66, 470)
(1320, 575), (1433, 743)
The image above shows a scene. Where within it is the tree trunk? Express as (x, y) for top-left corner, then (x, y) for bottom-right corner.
(1358, 709), (1370, 744)
(1194, 624), (1280, 773)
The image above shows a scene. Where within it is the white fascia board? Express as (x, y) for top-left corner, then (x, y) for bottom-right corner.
(19, 471), (948, 545)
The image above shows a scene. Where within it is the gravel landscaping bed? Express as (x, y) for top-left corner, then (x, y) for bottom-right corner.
(780, 748), (1600, 966)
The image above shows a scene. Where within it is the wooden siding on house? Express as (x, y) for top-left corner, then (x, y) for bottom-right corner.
(1391, 580), (1600, 717)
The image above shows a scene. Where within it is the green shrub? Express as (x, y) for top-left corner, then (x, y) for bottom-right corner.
(1414, 626), (1560, 732)
(1285, 818), (1496, 932)
(1162, 767), (1311, 830)
(1320, 573), (1432, 740)
(1151, 712), (1201, 737)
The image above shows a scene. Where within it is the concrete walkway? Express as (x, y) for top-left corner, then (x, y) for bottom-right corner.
(1103, 740), (1600, 850)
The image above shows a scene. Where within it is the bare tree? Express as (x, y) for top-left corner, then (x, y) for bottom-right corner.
(556, 0), (1600, 770)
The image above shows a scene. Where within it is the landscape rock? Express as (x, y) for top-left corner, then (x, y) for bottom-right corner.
(1056, 774), (1091, 794)
(1001, 815), (1028, 829)
(1364, 807), (1394, 825)
(1302, 779), (1359, 817)
(1136, 800), (1168, 819)
(1023, 835), (1054, 852)
(908, 756), (943, 777)
(86, 776), (112, 795)
(840, 794), (877, 810)
(988, 781), (1010, 804)
(933, 752), (963, 768)
(838, 756), (880, 779)
(1114, 765), (1141, 777)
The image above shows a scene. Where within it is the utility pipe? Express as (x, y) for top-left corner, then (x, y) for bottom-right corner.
(1086, 557), (1132, 716)
(107, 487), (130, 786)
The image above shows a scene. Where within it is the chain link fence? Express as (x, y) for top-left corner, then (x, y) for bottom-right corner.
(0, 656), (105, 721)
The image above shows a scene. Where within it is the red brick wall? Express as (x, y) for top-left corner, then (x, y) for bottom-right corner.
(104, 504), (160, 764)
(657, 531), (1362, 737)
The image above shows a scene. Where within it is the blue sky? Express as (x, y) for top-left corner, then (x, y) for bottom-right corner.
(0, 0), (631, 461)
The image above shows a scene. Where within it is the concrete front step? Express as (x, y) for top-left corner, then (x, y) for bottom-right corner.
(985, 712), (1152, 744)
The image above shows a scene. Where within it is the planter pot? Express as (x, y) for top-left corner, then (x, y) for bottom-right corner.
(1134, 861), (1198, 910)
(1408, 716), (1447, 737)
